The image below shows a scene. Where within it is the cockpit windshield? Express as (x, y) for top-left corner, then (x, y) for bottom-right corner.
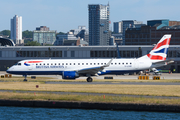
(14, 63), (21, 66)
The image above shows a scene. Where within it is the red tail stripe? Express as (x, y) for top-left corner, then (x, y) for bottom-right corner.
(152, 38), (170, 50)
(147, 54), (166, 60)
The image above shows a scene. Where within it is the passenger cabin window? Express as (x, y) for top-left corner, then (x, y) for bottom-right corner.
(82, 63), (84, 65)
(36, 64), (38, 65)
(47, 63), (49, 65)
(94, 63), (96, 65)
(55, 63), (56, 65)
(44, 63), (45, 65)
(119, 63), (120, 65)
(86, 63), (88, 65)
(126, 63), (128, 64)
(111, 63), (113, 65)
(66, 63), (68, 65)
(74, 63), (75, 65)
(70, 63), (71, 65)
(17, 63), (21, 66)
(59, 63), (60, 65)
(78, 63), (80, 65)
(130, 63), (132, 64)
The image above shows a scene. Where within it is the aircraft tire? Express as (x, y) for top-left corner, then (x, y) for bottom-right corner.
(23, 79), (27, 82)
(87, 77), (93, 82)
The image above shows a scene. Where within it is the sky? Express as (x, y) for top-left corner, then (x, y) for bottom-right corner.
(0, 0), (180, 33)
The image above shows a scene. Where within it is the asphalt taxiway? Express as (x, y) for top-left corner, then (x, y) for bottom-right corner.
(0, 71), (180, 86)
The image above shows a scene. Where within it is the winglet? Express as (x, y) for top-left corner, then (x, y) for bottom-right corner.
(103, 58), (113, 67)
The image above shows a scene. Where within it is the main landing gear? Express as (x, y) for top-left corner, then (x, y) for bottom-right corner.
(86, 77), (93, 82)
(23, 75), (27, 82)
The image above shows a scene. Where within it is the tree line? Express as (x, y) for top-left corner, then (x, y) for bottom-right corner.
(0, 30), (33, 38)
(0, 30), (66, 38)
(0, 30), (66, 46)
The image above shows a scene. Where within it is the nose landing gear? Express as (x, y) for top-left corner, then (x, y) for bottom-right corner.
(23, 75), (27, 82)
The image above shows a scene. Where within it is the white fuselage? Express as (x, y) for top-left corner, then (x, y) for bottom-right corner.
(7, 58), (152, 76)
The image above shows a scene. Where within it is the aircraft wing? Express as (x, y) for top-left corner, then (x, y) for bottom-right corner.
(152, 59), (174, 66)
(77, 58), (113, 75)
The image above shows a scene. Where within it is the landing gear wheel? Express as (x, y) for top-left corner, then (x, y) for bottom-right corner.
(23, 75), (27, 82)
(86, 77), (93, 82)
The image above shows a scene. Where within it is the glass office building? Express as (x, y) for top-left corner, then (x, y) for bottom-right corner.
(88, 4), (110, 45)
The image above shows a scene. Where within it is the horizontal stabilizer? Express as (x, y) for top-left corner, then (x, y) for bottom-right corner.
(152, 59), (174, 66)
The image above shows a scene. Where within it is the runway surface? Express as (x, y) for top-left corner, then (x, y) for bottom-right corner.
(1, 71), (180, 80)
(1, 71), (180, 85)
(45, 81), (180, 85)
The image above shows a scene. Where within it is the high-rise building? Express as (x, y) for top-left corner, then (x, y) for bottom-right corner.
(11, 15), (23, 45)
(88, 3), (110, 45)
(54, 26), (89, 46)
(55, 32), (78, 46)
(122, 20), (144, 45)
(70, 26), (89, 43)
(113, 20), (145, 45)
(33, 26), (56, 45)
(113, 22), (122, 33)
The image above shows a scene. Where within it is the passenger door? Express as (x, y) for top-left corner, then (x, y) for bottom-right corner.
(28, 64), (33, 70)
(134, 59), (139, 69)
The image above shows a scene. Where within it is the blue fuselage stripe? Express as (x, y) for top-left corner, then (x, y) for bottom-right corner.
(6, 70), (140, 76)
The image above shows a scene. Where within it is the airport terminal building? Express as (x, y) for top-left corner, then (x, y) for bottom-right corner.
(0, 45), (180, 72)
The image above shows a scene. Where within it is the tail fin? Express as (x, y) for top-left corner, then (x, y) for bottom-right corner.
(139, 34), (171, 62)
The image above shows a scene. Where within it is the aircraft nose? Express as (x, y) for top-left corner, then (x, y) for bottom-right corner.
(6, 67), (14, 73)
(6, 69), (10, 73)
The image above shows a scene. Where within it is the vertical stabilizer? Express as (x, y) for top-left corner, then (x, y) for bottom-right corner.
(138, 34), (171, 62)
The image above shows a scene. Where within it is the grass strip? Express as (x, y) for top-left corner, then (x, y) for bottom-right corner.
(0, 92), (180, 105)
(0, 82), (180, 97)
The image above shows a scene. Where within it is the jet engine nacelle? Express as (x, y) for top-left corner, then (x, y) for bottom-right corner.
(62, 71), (79, 79)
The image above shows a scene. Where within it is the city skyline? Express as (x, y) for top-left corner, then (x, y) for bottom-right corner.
(0, 0), (180, 32)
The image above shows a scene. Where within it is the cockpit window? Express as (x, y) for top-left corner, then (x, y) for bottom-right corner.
(17, 63), (21, 66)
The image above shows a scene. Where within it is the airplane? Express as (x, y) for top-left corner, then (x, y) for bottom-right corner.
(6, 34), (174, 82)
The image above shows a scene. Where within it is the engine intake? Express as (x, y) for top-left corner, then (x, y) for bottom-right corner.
(62, 71), (79, 79)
